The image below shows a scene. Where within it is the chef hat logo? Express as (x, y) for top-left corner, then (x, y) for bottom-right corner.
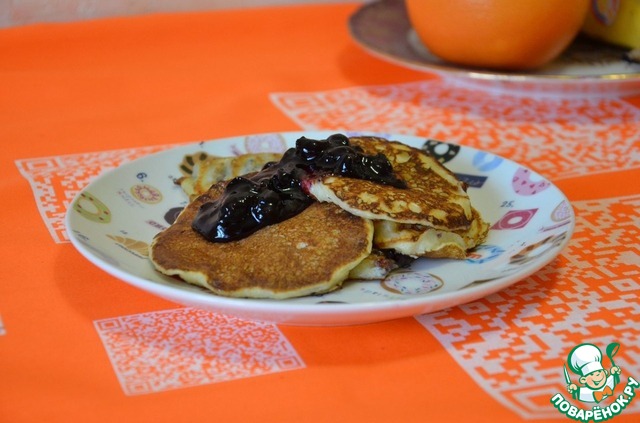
(568, 343), (604, 377)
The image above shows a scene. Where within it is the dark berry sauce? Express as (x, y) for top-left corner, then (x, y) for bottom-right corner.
(192, 134), (406, 242)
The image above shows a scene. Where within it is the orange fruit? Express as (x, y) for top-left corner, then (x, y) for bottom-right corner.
(405, 0), (590, 70)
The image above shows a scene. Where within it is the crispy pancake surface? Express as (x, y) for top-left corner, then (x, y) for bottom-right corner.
(308, 136), (473, 230)
(150, 183), (374, 299)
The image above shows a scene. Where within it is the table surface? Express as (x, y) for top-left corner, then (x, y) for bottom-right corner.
(1, 2), (639, 422)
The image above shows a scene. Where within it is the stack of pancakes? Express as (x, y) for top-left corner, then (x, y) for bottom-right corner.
(149, 136), (489, 299)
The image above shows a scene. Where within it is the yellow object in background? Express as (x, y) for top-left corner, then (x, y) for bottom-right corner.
(582, 0), (640, 48)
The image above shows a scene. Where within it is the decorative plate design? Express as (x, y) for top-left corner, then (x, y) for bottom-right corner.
(66, 131), (575, 326)
(348, 0), (640, 97)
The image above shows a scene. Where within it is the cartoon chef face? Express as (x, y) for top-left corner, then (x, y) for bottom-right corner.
(568, 343), (608, 389)
(581, 369), (609, 390)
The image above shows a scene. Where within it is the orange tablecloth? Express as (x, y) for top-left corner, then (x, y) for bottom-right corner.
(1, 3), (639, 422)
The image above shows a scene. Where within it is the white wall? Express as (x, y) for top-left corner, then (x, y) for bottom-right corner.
(0, 0), (366, 27)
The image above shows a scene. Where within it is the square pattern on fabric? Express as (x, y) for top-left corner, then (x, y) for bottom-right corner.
(94, 308), (305, 395)
(416, 195), (640, 419)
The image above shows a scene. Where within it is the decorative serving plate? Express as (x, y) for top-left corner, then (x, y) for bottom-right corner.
(66, 131), (574, 326)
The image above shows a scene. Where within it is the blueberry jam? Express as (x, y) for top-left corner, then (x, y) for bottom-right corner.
(192, 134), (406, 242)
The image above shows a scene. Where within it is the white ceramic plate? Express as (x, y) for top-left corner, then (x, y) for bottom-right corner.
(66, 131), (574, 326)
(349, 0), (640, 98)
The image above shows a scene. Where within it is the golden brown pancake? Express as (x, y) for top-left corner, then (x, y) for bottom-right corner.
(306, 136), (488, 258)
(150, 182), (374, 299)
(373, 207), (489, 258)
(307, 136), (473, 230)
(173, 148), (407, 280)
(178, 153), (282, 200)
(153, 134), (489, 300)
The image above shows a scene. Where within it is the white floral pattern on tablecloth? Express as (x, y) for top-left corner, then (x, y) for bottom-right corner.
(94, 307), (304, 395)
(416, 195), (640, 419)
